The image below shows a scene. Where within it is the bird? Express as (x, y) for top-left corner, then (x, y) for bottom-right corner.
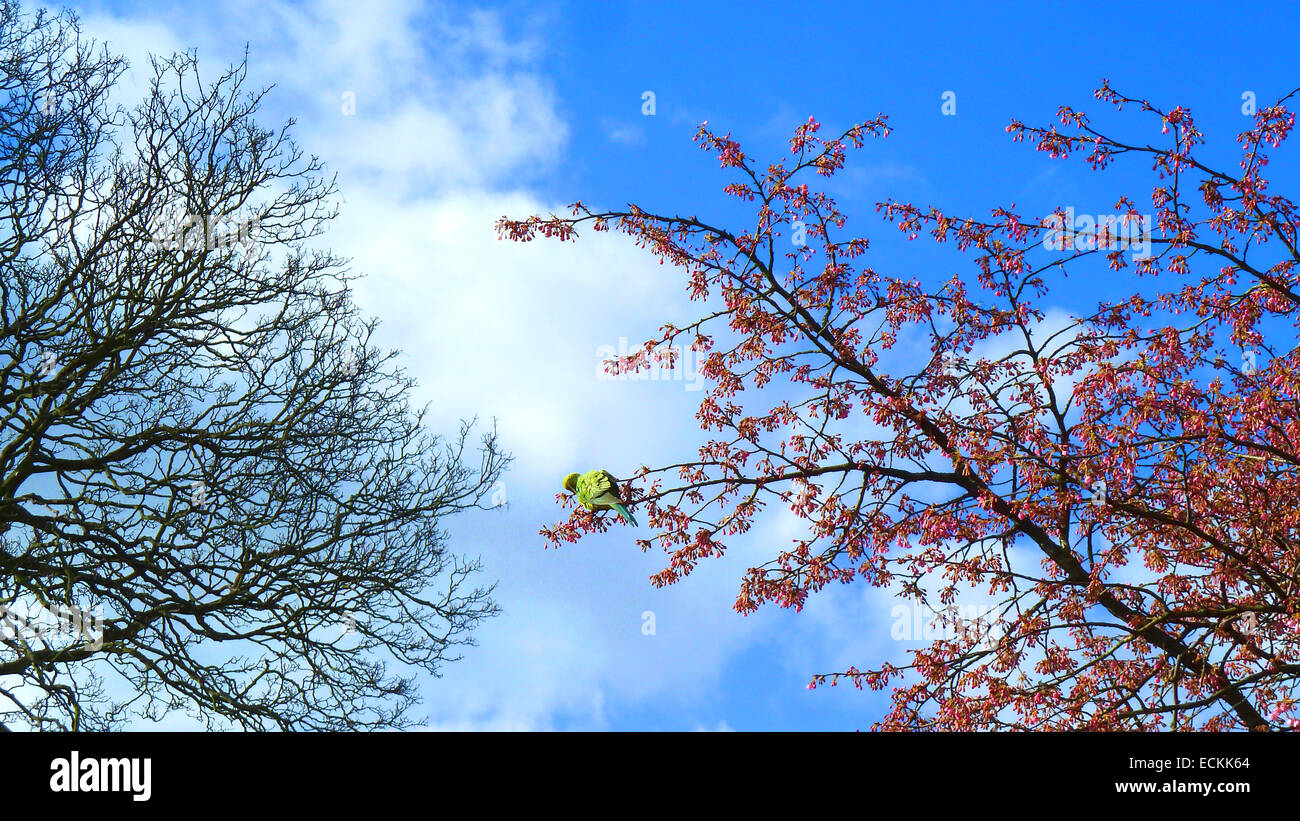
(563, 469), (638, 526)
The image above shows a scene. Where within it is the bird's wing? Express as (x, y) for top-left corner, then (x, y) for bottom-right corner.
(579, 470), (621, 506)
(599, 470), (623, 495)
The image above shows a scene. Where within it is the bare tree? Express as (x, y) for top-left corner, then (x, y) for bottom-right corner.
(0, 2), (508, 730)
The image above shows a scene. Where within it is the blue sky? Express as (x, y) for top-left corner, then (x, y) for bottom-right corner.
(59, 0), (1300, 729)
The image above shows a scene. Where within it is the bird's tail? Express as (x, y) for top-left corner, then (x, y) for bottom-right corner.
(611, 501), (638, 527)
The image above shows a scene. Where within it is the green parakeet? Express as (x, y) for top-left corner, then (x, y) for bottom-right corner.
(563, 469), (638, 526)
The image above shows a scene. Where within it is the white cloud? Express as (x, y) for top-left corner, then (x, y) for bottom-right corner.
(64, 0), (777, 731)
(602, 117), (646, 146)
(693, 720), (734, 732)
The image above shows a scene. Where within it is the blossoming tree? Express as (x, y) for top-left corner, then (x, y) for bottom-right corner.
(499, 82), (1300, 730)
